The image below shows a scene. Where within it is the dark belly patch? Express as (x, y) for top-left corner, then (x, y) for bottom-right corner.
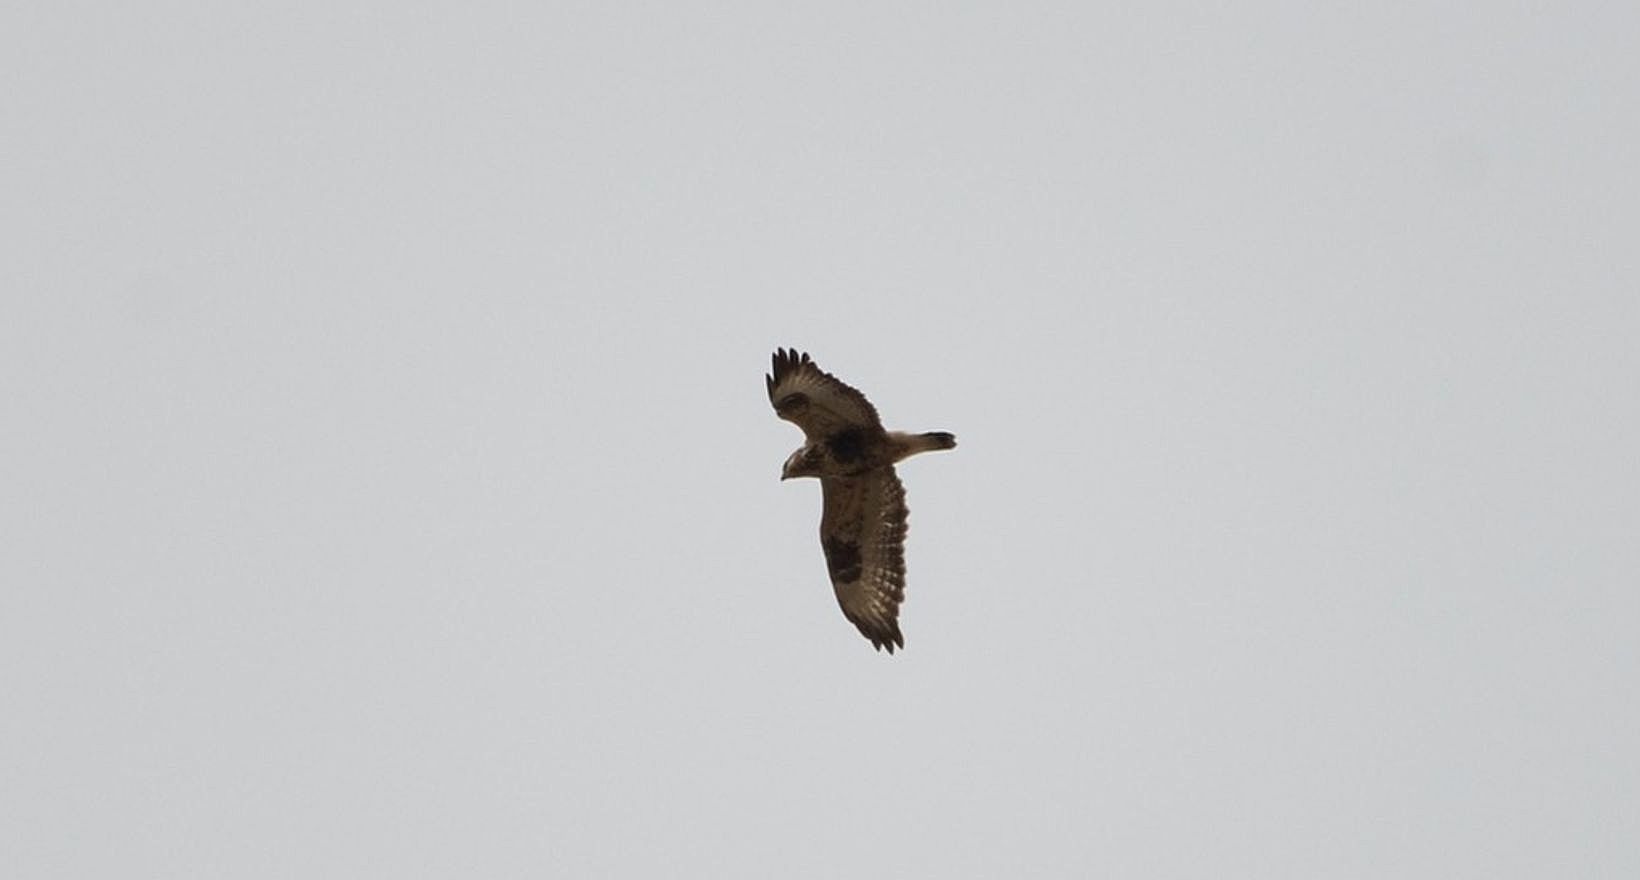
(826, 427), (869, 464)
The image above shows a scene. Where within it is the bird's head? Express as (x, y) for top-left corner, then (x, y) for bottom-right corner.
(781, 446), (822, 481)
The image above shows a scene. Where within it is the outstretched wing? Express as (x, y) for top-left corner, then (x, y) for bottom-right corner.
(766, 348), (883, 442)
(819, 468), (908, 652)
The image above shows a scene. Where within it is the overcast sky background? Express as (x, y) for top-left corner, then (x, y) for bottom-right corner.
(5, 3), (1638, 877)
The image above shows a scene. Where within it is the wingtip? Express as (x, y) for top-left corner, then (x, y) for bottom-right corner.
(767, 347), (814, 396)
(869, 626), (905, 655)
(846, 611), (905, 655)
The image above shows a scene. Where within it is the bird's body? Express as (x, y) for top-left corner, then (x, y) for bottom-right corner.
(765, 348), (955, 653)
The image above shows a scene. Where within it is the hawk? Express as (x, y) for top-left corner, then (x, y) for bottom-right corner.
(765, 348), (956, 653)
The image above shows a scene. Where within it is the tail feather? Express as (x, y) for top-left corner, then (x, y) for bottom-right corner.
(920, 431), (957, 451)
(890, 431), (958, 461)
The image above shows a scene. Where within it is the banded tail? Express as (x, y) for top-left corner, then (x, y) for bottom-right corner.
(890, 430), (958, 462)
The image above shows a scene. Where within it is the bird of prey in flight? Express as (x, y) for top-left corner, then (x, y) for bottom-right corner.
(766, 348), (956, 653)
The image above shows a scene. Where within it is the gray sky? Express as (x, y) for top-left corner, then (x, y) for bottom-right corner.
(5, 3), (1638, 877)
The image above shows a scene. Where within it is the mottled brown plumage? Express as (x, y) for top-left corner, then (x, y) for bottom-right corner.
(766, 348), (956, 653)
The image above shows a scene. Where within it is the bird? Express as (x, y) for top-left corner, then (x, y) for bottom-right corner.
(765, 348), (956, 653)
